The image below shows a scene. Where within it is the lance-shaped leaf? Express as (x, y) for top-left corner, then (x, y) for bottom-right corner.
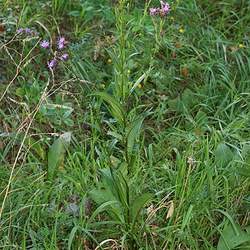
(93, 92), (125, 125)
(131, 193), (153, 226)
(126, 116), (144, 156)
(47, 132), (71, 181)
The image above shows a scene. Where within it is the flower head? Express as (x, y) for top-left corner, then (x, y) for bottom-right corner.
(47, 59), (57, 69)
(160, 1), (170, 13)
(17, 27), (37, 36)
(150, 1), (170, 17)
(25, 28), (32, 34)
(179, 28), (185, 33)
(58, 37), (66, 50)
(59, 53), (69, 61)
(150, 8), (160, 16)
(40, 40), (50, 49)
(17, 28), (24, 34)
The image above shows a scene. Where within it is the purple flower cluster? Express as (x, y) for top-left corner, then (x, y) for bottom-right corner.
(16, 26), (69, 71)
(150, 1), (170, 17)
(47, 52), (69, 70)
(16, 27), (37, 36)
(40, 36), (69, 70)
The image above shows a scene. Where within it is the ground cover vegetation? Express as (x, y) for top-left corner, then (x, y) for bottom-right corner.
(0, 0), (250, 249)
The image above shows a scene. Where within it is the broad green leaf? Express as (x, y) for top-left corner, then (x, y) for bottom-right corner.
(131, 193), (153, 225)
(215, 143), (234, 168)
(99, 168), (120, 202)
(216, 210), (240, 236)
(194, 110), (208, 128)
(181, 88), (197, 109)
(168, 89), (197, 113)
(89, 188), (123, 223)
(88, 200), (121, 223)
(90, 168), (128, 214)
(93, 92), (125, 125)
(127, 116), (144, 156)
(181, 205), (194, 231)
(104, 169), (128, 209)
(217, 221), (250, 250)
(47, 132), (71, 181)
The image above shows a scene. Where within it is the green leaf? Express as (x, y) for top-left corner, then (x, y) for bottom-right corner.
(181, 205), (194, 231)
(88, 200), (122, 223)
(130, 72), (147, 93)
(89, 187), (116, 205)
(131, 193), (153, 225)
(93, 92), (125, 125)
(89, 168), (128, 222)
(126, 116), (144, 156)
(68, 226), (99, 250)
(215, 143), (234, 168)
(47, 132), (71, 181)
(181, 88), (197, 109)
(217, 221), (250, 250)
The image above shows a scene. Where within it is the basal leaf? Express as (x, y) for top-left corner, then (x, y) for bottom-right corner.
(131, 193), (153, 225)
(47, 132), (71, 181)
(217, 220), (250, 250)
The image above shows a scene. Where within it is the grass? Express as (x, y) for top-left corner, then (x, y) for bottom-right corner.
(0, 0), (250, 249)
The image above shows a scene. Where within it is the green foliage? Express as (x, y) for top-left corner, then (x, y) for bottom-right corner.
(0, 0), (250, 249)
(93, 92), (126, 126)
(215, 143), (234, 168)
(89, 168), (152, 246)
(47, 132), (71, 181)
(217, 217), (250, 250)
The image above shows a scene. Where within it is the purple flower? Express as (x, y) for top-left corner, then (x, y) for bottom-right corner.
(58, 37), (66, 50)
(59, 53), (69, 61)
(47, 59), (57, 69)
(40, 40), (50, 49)
(150, 8), (160, 16)
(149, 1), (170, 17)
(17, 28), (24, 34)
(160, 1), (170, 16)
(25, 28), (32, 34)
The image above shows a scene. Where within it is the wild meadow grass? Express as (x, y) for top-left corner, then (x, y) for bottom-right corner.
(0, 0), (250, 249)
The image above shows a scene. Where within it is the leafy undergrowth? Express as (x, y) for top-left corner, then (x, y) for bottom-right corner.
(0, 0), (250, 249)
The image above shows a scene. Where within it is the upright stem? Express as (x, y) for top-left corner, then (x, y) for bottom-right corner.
(115, 2), (134, 248)
(116, 0), (127, 102)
